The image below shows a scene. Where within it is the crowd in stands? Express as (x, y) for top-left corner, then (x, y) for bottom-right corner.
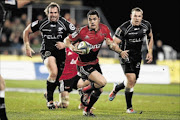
(0, 13), (178, 61)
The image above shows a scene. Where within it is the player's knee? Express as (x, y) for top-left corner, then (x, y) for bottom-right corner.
(100, 79), (107, 87)
(125, 87), (134, 92)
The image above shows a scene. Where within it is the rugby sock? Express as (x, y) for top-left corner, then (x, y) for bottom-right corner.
(86, 89), (102, 111)
(114, 82), (125, 93)
(125, 91), (133, 109)
(82, 83), (96, 93)
(0, 90), (8, 120)
(47, 81), (57, 102)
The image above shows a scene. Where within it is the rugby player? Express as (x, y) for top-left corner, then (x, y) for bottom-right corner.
(108, 7), (154, 113)
(57, 47), (90, 109)
(23, 2), (76, 109)
(44, 47), (90, 109)
(0, 0), (32, 119)
(64, 10), (115, 116)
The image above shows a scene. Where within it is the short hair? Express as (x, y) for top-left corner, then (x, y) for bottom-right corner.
(131, 7), (143, 15)
(87, 10), (100, 18)
(44, 2), (60, 16)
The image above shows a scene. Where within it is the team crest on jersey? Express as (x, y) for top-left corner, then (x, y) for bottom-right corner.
(69, 23), (75, 31)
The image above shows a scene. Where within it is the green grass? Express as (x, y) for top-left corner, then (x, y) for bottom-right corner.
(4, 80), (180, 120)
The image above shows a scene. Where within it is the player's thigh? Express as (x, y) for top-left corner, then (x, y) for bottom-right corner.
(88, 70), (107, 85)
(77, 79), (90, 88)
(125, 73), (136, 87)
(44, 56), (58, 74)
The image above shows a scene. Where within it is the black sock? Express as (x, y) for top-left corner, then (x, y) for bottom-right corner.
(114, 82), (125, 93)
(125, 91), (133, 109)
(0, 98), (8, 120)
(46, 81), (57, 102)
(86, 89), (102, 111)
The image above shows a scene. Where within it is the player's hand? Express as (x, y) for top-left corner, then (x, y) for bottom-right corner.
(70, 43), (84, 55)
(146, 52), (153, 63)
(55, 42), (65, 50)
(25, 45), (35, 58)
(120, 50), (129, 59)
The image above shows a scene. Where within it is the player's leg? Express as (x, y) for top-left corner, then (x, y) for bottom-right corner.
(60, 91), (69, 108)
(81, 70), (106, 94)
(44, 56), (58, 109)
(0, 75), (8, 120)
(77, 79), (90, 109)
(83, 88), (102, 117)
(109, 80), (126, 101)
(125, 73), (136, 113)
(109, 63), (126, 101)
(79, 64), (105, 116)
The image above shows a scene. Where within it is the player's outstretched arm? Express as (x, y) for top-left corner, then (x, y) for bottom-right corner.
(23, 24), (35, 58)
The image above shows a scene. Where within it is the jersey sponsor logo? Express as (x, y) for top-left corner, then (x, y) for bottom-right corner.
(43, 35), (62, 39)
(31, 20), (38, 27)
(128, 32), (138, 35)
(90, 44), (101, 50)
(69, 23), (75, 31)
(84, 35), (90, 39)
(42, 29), (51, 32)
(50, 24), (56, 27)
(129, 38), (142, 43)
(134, 28), (140, 30)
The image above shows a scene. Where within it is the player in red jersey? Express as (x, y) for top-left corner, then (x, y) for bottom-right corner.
(58, 47), (90, 108)
(64, 10), (116, 117)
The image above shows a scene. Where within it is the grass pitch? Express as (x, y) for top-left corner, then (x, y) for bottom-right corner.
(5, 80), (180, 120)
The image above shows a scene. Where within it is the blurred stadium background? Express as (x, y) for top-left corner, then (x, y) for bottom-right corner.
(0, 0), (179, 84)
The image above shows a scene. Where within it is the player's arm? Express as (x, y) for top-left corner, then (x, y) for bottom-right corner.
(63, 36), (84, 54)
(146, 29), (154, 63)
(16, 0), (32, 8)
(23, 24), (35, 57)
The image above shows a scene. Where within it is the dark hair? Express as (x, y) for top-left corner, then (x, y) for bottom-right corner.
(87, 10), (100, 18)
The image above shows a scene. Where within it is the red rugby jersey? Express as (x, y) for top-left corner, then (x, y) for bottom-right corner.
(69, 23), (113, 66)
(59, 48), (78, 80)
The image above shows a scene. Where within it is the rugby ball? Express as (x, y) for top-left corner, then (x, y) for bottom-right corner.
(77, 41), (91, 54)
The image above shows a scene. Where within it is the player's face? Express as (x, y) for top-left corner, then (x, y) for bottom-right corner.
(88, 15), (100, 31)
(131, 11), (143, 26)
(48, 7), (59, 22)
